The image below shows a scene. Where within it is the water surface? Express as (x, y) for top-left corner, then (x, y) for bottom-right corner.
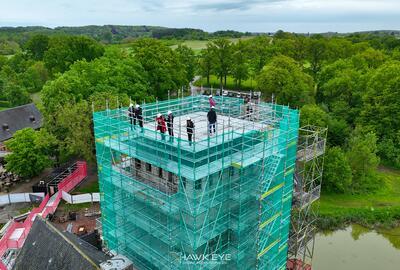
(313, 225), (400, 270)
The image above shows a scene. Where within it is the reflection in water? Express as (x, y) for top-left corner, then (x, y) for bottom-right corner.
(313, 225), (400, 270)
(378, 226), (400, 250)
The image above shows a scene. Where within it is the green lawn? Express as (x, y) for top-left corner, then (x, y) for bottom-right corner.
(108, 37), (255, 55)
(317, 168), (400, 229)
(74, 180), (99, 194)
(58, 201), (93, 212)
(320, 168), (400, 209)
(18, 204), (37, 215)
(194, 75), (257, 91)
(170, 37), (255, 54)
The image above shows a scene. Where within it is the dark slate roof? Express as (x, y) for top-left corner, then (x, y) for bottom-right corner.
(0, 103), (43, 142)
(13, 218), (109, 270)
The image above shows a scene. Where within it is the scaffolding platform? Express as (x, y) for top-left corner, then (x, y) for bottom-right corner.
(94, 96), (299, 270)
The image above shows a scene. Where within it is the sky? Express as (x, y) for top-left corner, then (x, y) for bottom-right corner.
(0, 0), (399, 33)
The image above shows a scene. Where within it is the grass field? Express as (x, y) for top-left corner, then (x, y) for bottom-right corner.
(110, 37), (255, 55)
(170, 37), (255, 53)
(320, 168), (400, 209)
(194, 75), (257, 91)
(74, 180), (99, 194)
(317, 167), (400, 229)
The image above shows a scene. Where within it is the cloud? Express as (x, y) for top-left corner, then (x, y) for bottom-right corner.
(0, 0), (399, 32)
(193, 0), (280, 11)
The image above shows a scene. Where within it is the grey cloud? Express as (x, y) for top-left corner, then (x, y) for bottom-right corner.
(194, 0), (284, 11)
(0, 0), (399, 33)
(140, 0), (165, 12)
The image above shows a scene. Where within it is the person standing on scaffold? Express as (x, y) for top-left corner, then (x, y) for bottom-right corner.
(207, 106), (217, 136)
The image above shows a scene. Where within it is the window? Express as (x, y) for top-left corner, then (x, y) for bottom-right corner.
(158, 167), (163, 178)
(168, 172), (173, 183)
(146, 163), (152, 172)
(209, 176), (213, 187)
(195, 179), (202, 190)
(135, 158), (141, 169)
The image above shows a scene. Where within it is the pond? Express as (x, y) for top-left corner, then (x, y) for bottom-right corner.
(313, 225), (400, 270)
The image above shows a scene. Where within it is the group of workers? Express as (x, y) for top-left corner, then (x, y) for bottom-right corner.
(128, 104), (143, 128)
(128, 95), (218, 143)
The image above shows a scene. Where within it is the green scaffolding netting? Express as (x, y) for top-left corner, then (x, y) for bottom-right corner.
(93, 96), (299, 270)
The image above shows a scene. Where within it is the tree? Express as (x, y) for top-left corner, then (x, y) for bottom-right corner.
(0, 41), (20, 55)
(42, 50), (150, 117)
(323, 147), (352, 193)
(4, 81), (31, 106)
(44, 35), (104, 74)
(256, 55), (314, 107)
(300, 104), (350, 147)
(176, 45), (196, 85)
(347, 127), (380, 193)
(306, 37), (328, 79)
(53, 101), (94, 162)
(21, 61), (49, 93)
(89, 91), (130, 111)
(300, 104), (329, 127)
(318, 59), (367, 125)
(25, 34), (49, 60)
(244, 36), (271, 73)
(5, 128), (53, 178)
(231, 40), (249, 88)
(41, 50), (151, 161)
(351, 48), (387, 69)
(199, 46), (213, 85)
(360, 61), (400, 166)
(0, 55), (7, 70)
(327, 117), (351, 147)
(131, 38), (186, 99)
(209, 38), (232, 89)
(377, 133), (400, 168)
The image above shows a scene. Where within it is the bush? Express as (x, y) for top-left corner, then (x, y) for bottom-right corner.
(323, 147), (352, 193)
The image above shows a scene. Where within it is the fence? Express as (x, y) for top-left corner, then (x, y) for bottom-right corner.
(0, 193), (45, 206)
(62, 192), (100, 204)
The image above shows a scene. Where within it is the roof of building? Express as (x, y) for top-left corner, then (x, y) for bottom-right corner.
(0, 103), (43, 142)
(13, 218), (109, 270)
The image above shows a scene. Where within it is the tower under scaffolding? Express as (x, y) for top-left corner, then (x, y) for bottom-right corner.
(288, 125), (327, 270)
(93, 95), (299, 270)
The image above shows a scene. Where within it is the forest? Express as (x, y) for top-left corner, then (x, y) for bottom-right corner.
(0, 29), (400, 206)
(0, 25), (253, 48)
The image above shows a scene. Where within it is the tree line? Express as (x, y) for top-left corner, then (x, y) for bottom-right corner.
(0, 25), (255, 46)
(1, 31), (400, 196)
(198, 32), (400, 194)
(1, 35), (196, 177)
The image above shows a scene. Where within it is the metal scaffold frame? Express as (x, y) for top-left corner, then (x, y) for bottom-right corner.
(93, 95), (300, 270)
(288, 125), (327, 270)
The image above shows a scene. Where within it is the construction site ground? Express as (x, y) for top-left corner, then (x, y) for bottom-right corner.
(51, 202), (100, 235)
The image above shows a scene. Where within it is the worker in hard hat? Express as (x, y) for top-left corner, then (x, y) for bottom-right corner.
(247, 102), (253, 119)
(156, 113), (167, 140)
(166, 110), (174, 137)
(128, 103), (135, 129)
(186, 117), (195, 145)
(209, 95), (216, 108)
(207, 106), (217, 136)
(134, 104), (143, 128)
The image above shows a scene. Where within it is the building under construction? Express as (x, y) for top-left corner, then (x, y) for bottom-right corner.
(93, 95), (301, 269)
